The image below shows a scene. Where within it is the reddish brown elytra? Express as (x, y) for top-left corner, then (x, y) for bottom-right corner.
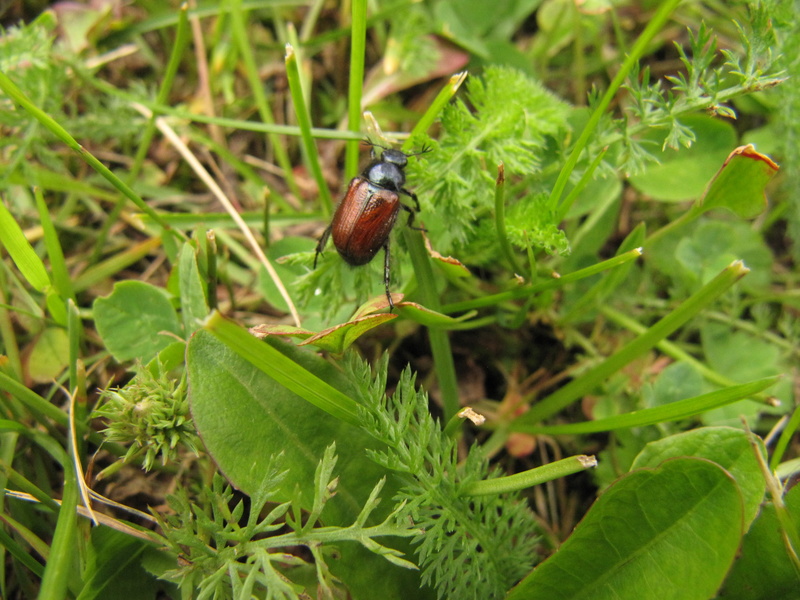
(314, 144), (429, 310)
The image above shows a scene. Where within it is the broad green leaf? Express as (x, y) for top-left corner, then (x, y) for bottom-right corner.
(648, 360), (704, 407)
(178, 243), (208, 334)
(698, 144), (778, 219)
(93, 281), (181, 363)
(632, 426), (766, 527)
(27, 327), (69, 383)
(187, 328), (380, 517)
(508, 458), (744, 600)
(186, 329), (427, 599)
(720, 483), (800, 598)
(673, 220), (773, 292)
(628, 114), (737, 201)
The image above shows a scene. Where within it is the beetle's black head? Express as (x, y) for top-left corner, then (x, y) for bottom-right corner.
(380, 149), (408, 169)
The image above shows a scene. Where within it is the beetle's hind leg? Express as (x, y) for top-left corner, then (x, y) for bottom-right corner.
(383, 240), (395, 311)
(314, 225), (332, 269)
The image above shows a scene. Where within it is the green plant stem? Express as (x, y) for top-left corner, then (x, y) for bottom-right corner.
(228, 0), (302, 201)
(285, 44), (334, 215)
(441, 248), (643, 314)
(405, 71), (469, 148)
(493, 164), (520, 273)
(602, 305), (775, 405)
(516, 260), (750, 426)
(0, 71), (184, 243)
(643, 203), (703, 247)
(404, 230), (460, 421)
(33, 188), (75, 306)
(462, 455), (597, 496)
(770, 402), (800, 471)
(345, 0), (368, 180)
(556, 146), (609, 223)
(203, 311), (361, 425)
(750, 429), (800, 572)
(547, 0), (682, 212)
(514, 376), (779, 435)
(28, 431), (78, 600)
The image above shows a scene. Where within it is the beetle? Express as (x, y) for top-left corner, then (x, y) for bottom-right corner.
(314, 143), (428, 310)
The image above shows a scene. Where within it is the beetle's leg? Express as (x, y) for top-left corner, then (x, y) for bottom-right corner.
(313, 225), (332, 269)
(383, 240), (394, 311)
(400, 188), (421, 212)
(400, 200), (426, 232)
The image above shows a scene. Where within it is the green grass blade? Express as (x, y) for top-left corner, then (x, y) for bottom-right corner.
(516, 376), (780, 435)
(405, 71), (468, 148)
(546, 0), (682, 212)
(0, 200), (50, 292)
(441, 248), (643, 314)
(228, 0), (302, 200)
(285, 43), (333, 214)
(20, 431), (78, 600)
(0, 72), (183, 242)
(33, 188), (75, 304)
(345, 0), (368, 180)
(517, 260), (751, 425)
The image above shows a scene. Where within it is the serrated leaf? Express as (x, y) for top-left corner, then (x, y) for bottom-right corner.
(508, 458), (744, 600)
(506, 193), (571, 256)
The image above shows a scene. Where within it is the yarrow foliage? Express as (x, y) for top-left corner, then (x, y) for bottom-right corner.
(352, 355), (539, 599)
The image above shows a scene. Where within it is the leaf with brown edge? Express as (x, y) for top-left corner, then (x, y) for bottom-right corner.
(697, 144), (779, 219)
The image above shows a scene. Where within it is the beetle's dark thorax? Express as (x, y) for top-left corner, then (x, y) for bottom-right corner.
(363, 161), (406, 192)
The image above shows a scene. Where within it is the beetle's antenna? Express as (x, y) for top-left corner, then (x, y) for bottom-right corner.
(363, 139), (390, 150)
(406, 144), (432, 158)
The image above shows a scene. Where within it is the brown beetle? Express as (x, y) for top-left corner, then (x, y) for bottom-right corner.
(314, 145), (427, 310)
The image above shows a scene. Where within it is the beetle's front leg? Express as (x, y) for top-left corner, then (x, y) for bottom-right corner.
(400, 201), (426, 231)
(401, 187), (421, 212)
(383, 240), (394, 311)
(314, 225), (332, 269)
